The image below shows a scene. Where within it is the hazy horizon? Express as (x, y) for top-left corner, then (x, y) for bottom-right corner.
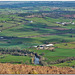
(0, 0), (75, 1)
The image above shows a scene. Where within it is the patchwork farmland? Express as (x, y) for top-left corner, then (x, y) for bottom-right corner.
(0, 1), (75, 74)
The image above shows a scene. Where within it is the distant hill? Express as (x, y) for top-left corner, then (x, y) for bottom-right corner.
(0, 1), (75, 8)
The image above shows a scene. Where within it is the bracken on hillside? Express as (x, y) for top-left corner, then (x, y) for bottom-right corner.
(0, 63), (75, 74)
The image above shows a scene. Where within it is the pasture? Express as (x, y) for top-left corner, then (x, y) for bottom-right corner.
(0, 7), (75, 67)
(0, 54), (31, 64)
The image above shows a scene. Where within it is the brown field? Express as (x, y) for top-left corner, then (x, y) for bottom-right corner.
(62, 14), (75, 18)
(0, 63), (75, 74)
(51, 27), (69, 30)
(46, 27), (69, 30)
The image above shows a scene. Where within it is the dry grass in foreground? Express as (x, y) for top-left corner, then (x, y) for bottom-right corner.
(0, 63), (75, 74)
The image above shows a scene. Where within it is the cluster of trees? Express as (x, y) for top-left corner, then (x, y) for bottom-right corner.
(56, 57), (75, 63)
(0, 25), (3, 27)
(18, 11), (61, 19)
(47, 57), (75, 65)
(0, 56), (5, 59)
(0, 48), (46, 65)
(0, 48), (34, 56)
(18, 10), (75, 19)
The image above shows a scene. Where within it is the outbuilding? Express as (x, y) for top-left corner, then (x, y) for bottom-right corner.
(46, 44), (54, 47)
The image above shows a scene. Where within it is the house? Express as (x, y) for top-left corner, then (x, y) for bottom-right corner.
(72, 22), (75, 25)
(33, 46), (37, 48)
(38, 47), (44, 50)
(56, 22), (60, 24)
(46, 44), (54, 47)
(29, 21), (33, 23)
(61, 22), (66, 25)
(34, 44), (54, 50)
(24, 54), (27, 56)
(56, 21), (72, 25)
(0, 37), (3, 39)
(37, 45), (45, 49)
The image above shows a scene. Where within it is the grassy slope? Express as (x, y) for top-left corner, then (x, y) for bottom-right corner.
(55, 42), (75, 49)
(0, 54), (31, 64)
(52, 60), (75, 67)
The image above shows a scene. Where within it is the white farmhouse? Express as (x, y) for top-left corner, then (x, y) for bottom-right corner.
(0, 37), (3, 39)
(30, 21), (33, 23)
(46, 44), (54, 47)
(33, 46), (37, 48)
(72, 22), (75, 25)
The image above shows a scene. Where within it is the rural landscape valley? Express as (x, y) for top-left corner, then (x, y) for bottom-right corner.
(0, 1), (75, 74)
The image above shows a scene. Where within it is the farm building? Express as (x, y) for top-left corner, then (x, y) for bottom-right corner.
(33, 44), (54, 50)
(0, 37), (3, 39)
(72, 22), (75, 24)
(39, 44), (54, 47)
(56, 21), (73, 25)
(46, 44), (54, 47)
(30, 21), (33, 23)
(33, 46), (37, 48)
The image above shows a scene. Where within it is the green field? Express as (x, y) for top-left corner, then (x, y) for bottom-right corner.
(0, 54), (31, 64)
(27, 48), (75, 65)
(0, 2), (75, 67)
(51, 60), (75, 67)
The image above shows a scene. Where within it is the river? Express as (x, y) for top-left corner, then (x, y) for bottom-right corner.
(34, 56), (40, 65)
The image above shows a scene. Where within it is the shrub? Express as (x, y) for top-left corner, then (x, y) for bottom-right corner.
(29, 70), (38, 74)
